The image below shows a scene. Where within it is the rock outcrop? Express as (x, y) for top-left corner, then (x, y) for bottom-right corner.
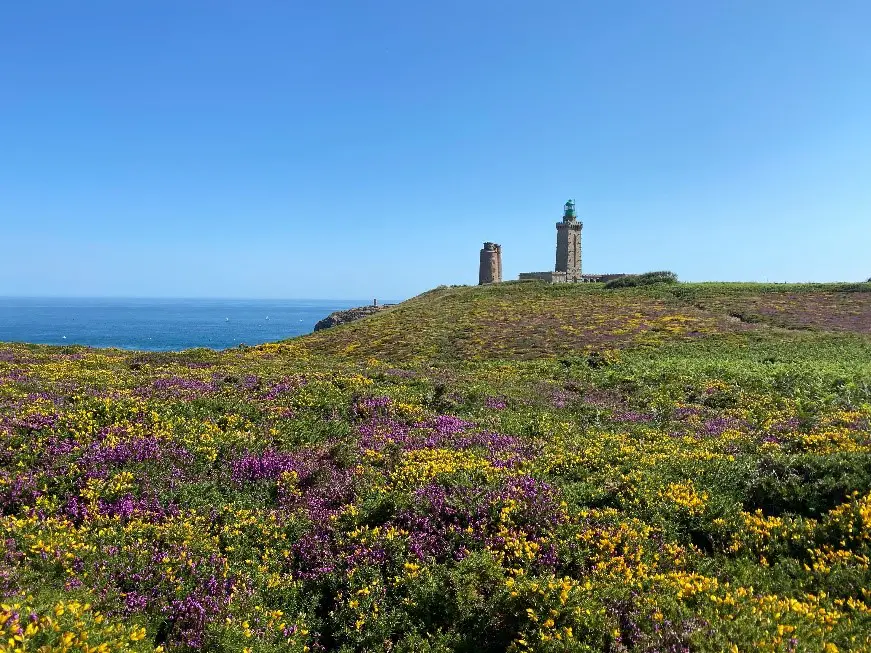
(313, 305), (388, 332)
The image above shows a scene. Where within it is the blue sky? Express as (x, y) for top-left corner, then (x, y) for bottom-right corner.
(2, 1), (869, 299)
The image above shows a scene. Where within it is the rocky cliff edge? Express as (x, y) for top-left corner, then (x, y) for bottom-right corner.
(313, 305), (389, 332)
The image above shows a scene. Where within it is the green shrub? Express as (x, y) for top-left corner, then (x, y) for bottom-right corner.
(605, 270), (678, 289)
(602, 275), (639, 289)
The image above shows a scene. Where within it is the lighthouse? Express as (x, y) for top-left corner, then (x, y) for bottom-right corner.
(555, 199), (582, 282)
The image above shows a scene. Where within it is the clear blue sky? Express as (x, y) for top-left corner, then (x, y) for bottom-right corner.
(2, 1), (869, 299)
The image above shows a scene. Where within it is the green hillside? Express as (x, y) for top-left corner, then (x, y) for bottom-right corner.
(300, 281), (871, 362)
(2, 282), (871, 652)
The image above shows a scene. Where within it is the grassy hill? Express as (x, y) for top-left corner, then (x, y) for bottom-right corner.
(300, 281), (871, 362)
(1, 281), (871, 652)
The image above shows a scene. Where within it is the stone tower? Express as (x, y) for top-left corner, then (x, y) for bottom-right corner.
(479, 242), (502, 284)
(555, 200), (582, 281)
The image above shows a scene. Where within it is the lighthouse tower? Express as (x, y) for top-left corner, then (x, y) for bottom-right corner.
(555, 200), (582, 282)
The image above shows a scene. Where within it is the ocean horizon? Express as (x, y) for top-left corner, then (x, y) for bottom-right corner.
(0, 297), (390, 352)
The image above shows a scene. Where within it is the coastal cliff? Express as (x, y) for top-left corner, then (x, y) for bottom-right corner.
(313, 304), (388, 331)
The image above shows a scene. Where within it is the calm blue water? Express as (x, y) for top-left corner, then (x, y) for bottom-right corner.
(0, 298), (374, 351)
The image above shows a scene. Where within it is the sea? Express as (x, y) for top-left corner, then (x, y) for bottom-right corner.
(0, 297), (376, 352)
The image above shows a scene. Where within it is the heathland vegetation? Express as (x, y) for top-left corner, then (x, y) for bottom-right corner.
(2, 281), (871, 651)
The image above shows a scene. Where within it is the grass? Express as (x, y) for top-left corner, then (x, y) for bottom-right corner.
(300, 282), (737, 362)
(300, 281), (871, 363)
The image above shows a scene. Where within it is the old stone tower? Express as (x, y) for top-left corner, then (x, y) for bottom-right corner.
(555, 199), (582, 281)
(479, 242), (502, 284)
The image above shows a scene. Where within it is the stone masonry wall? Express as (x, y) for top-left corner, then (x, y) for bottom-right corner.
(555, 221), (582, 279)
(479, 242), (502, 284)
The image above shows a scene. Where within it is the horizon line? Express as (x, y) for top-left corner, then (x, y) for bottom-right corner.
(0, 295), (407, 302)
